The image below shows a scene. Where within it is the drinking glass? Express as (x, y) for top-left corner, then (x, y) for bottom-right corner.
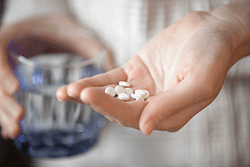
(7, 26), (106, 158)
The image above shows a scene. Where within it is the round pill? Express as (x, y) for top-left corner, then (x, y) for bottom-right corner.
(118, 93), (130, 100)
(135, 89), (144, 96)
(136, 96), (144, 101)
(115, 85), (125, 95)
(105, 86), (116, 97)
(141, 90), (150, 99)
(119, 81), (130, 87)
(125, 88), (133, 96)
(131, 93), (139, 99)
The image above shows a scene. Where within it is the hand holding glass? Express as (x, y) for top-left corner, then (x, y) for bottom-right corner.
(8, 26), (106, 158)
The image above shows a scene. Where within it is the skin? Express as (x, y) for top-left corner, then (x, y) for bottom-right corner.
(0, 14), (80, 139)
(0, 14), (114, 139)
(56, 2), (250, 135)
(0, 1), (249, 138)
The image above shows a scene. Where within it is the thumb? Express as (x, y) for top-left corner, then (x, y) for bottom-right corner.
(139, 76), (214, 135)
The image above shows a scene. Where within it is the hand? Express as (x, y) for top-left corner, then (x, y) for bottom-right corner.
(0, 14), (115, 139)
(56, 11), (247, 135)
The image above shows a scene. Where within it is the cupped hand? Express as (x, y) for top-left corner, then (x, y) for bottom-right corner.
(56, 11), (242, 135)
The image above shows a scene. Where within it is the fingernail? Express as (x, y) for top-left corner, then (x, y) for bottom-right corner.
(4, 77), (18, 94)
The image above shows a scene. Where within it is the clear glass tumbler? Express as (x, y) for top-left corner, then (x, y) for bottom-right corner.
(7, 26), (106, 158)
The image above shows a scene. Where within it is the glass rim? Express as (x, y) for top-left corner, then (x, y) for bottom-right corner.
(8, 27), (106, 69)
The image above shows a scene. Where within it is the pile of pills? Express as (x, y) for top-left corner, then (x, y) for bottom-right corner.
(105, 81), (150, 101)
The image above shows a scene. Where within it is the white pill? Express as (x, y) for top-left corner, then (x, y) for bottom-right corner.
(135, 89), (150, 99)
(105, 87), (116, 97)
(125, 88), (133, 96)
(115, 85), (125, 95)
(118, 93), (130, 100)
(131, 93), (139, 99)
(141, 90), (150, 99)
(136, 96), (144, 101)
(119, 81), (130, 87)
(135, 89), (145, 96)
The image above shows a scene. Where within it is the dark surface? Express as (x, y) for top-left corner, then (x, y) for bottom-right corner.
(0, 137), (32, 167)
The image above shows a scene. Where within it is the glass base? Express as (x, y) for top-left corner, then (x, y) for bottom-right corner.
(14, 134), (99, 158)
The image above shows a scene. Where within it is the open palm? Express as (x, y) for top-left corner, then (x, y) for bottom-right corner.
(57, 11), (238, 135)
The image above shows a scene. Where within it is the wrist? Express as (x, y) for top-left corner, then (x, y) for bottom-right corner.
(209, 1), (250, 62)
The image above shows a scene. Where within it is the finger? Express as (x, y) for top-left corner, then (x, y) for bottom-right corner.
(0, 49), (19, 95)
(56, 84), (97, 104)
(0, 108), (21, 139)
(56, 86), (86, 104)
(56, 85), (74, 101)
(0, 90), (24, 121)
(57, 85), (123, 125)
(0, 91), (24, 139)
(66, 67), (127, 99)
(80, 86), (148, 129)
(139, 76), (217, 135)
(81, 67), (127, 86)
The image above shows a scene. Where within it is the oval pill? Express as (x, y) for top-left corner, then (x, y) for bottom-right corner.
(118, 93), (130, 100)
(141, 90), (150, 99)
(131, 93), (138, 99)
(119, 81), (130, 87)
(105, 86), (116, 97)
(136, 96), (144, 101)
(125, 88), (133, 96)
(115, 85), (125, 95)
(135, 89), (144, 96)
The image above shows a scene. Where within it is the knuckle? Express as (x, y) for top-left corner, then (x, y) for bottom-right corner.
(79, 79), (92, 86)
(188, 11), (208, 20)
(180, 11), (211, 31)
(12, 107), (24, 121)
(67, 82), (80, 95)
(12, 80), (20, 93)
(0, 119), (9, 131)
(0, 75), (19, 95)
(7, 125), (20, 139)
(68, 82), (78, 89)
(80, 87), (94, 103)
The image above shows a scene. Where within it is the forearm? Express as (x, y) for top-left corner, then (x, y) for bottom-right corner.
(209, 0), (250, 62)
